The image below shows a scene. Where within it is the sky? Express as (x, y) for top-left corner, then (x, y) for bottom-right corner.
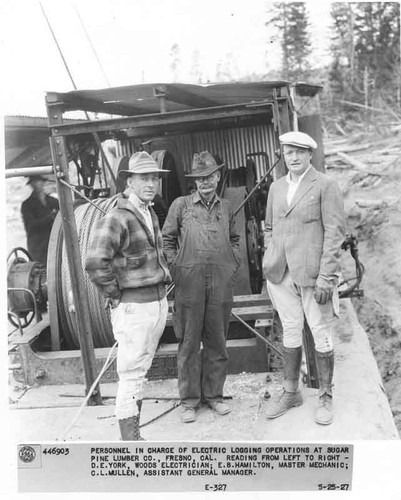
(0, 0), (332, 117)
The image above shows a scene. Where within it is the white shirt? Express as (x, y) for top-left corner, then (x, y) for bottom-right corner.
(129, 193), (154, 237)
(286, 166), (312, 206)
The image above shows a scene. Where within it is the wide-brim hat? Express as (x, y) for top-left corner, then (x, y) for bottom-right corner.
(185, 151), (225, 178)
(279, 131), (317, 150)
(26, 175), (55, 185)
(118, 151), (170, 180)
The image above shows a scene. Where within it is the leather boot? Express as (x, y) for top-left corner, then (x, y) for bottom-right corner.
(266, 346), (303, 419)
(118, 400), (145, 441)
(315, 350), (334, 425)
(137, 399), (143, 417)
(118, 416), (140, 440)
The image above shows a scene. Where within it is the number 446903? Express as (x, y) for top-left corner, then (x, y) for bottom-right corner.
(43, 447), (70, 456)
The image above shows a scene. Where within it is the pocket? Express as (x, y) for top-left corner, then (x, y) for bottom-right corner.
(110, 303), (118, 323)
(262, 242), (274, 270)
(181, 208), (195, 228)
(126, 253), (147, 270)
(110, 303), (124, 336)
(125, 303), (140, 314)
(300, 196), (320, 223)
(197, 227), (219, 252)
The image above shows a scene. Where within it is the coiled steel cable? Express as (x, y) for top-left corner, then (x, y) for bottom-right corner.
(55, 197), (118, 349)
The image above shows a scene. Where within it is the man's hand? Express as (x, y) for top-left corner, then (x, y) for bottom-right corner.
(105, 297), (121, 310)
(314, 280), (334, 305)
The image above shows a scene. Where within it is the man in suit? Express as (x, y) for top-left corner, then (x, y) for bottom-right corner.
(263, 131), (346, 425)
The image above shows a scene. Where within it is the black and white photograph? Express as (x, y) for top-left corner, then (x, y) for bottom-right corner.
(1, 0), (401, 496)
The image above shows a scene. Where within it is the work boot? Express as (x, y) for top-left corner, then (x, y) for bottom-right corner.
(118, 399), (145, 440)
(208, 400), (231, 416)
(118, 415), (143, 440)
(315, 350), (334, 425)
(181, 406), (196, 423)
(266, 346), (303, 419)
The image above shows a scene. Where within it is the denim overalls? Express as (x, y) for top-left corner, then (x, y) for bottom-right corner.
(170, 195), (239, 409)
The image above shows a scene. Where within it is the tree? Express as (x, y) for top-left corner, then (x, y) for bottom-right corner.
(190, 49), (202, 83)
(329, 2), (400, 109)
(170, 43), (181, 82)
(329, 3), (357, 102)
(353, 3), (400, 102)
(266, 2), (312, 81)
(215, 53), (237, 82)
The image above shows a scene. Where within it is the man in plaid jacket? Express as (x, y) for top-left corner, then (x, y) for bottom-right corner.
(85, 151), (171, 440)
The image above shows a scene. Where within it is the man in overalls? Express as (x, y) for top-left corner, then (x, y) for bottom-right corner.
(162, 151), (241, 423)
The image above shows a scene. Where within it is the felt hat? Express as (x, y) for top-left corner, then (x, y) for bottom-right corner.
(26, 175), (53, 185)
(185, 151), (224, 178)
(279, 131), (317, 150)
(118, 151), (170, 180)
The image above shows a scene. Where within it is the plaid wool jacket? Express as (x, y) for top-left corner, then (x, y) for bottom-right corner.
(85, 194), (171, 299)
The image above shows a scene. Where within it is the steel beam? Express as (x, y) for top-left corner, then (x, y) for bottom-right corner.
(46, 102), (275, 137)
(49, 133), (102, 405)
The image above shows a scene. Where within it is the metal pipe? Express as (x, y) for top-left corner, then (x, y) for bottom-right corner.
(233, 153), (281, 217)
(5, 166), (54, 179)
(230, 310), (282, 358)
(58, 178), (107, 215)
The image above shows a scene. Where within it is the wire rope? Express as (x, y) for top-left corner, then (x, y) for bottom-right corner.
(56, 197), (118, 348)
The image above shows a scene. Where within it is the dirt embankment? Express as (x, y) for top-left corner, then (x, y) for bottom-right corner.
(325, 129), (401, 434)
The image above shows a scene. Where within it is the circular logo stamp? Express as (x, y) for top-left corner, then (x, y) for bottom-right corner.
(19, 446), (36, 464)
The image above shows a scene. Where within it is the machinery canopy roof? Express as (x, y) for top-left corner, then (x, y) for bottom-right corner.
(45, 81), (322, 116)
(6, 82), (322, 169)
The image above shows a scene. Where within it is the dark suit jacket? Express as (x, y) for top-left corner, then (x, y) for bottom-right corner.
(262, 166), (346, 287)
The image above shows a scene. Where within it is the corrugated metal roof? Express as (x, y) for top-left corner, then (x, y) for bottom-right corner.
(4, 115), (86, 169)
(5, 116), (52, 169)
(45, 81), (322, 116)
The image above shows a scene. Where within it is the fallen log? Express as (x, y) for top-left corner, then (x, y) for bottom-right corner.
(336, 99), (401, 122)
(355, 199), (385, 208)
(325, 143), (372, 157)
(335, 122), (347, 136)
(337, 152), (387, 177)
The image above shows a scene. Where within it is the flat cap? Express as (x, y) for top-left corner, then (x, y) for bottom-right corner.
(279, 131), (317, 150)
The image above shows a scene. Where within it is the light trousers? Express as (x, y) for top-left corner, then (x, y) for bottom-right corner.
(266, 271), (338, 353)
(111, 297), (168, 419)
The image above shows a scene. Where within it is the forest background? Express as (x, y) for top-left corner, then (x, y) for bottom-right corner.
(170, 2), (401, 134)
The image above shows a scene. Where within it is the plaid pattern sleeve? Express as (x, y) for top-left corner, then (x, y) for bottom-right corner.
(85, 212), (123, 299)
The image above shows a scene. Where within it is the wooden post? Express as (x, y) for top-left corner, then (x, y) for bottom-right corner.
(272, 88), (286, 180)
(49, 134), (102, 405)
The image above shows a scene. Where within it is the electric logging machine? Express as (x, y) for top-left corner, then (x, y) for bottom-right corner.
(6, 81), (364, 399)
